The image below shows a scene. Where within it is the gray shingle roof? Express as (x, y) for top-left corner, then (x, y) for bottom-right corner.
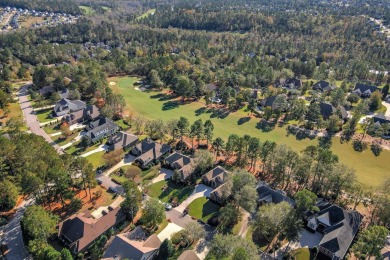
(313, 81), (335, 92)
(317, 205), (363, 259)
(354, 83), (379, 94)
(103, 226), (161, 260)
(319, 102), (348, 120)
(256, 183), (295, 207)
(107, 131), (138, 151)
(85, 117), (118, 139)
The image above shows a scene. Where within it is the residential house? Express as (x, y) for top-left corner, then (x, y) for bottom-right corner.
(102, 226), (161, 260)
(353, 83), (380, 98)
(306, 203), (362, 260)
(131, 139), (171, 169)
(319, 102), (348, 121)
(372, 114), (390, 136)
(279, 77), (302, 89)
(58, 207), (125, 254)
(84, 117), (119, 143)
(202, 166), (229, 188)
(53, 98), (86, 117)
(259, 94), (288, 111)
(313, 81), (336, 93)
(178, 250), (200, 260)
(62, 105), (100, 125)
(107, 131), (139, 152)
(259, 95), (277, 110)
(209, 182), (231, 205)
(163, 152), (195, 182)
(256, 182), (295, 207)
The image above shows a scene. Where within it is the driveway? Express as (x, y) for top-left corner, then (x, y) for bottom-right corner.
(151, 168), (174, 184)
(100, 155), (136, 177)
(96, 175), (124, 194)
(60, 132), (85, 149)
(274, 229), (323, 259)
(175, 184), (214, 213)
(383, 101), (390, 117)
(18, 84), (63, 154)
(157, 223), (183, 242)
(1, 199), (34, 260)
(80, 144), (108, 157)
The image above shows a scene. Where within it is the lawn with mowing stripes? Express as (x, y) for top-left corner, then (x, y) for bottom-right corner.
(85, 151), (105, 169)
(109, 76), (390, 189)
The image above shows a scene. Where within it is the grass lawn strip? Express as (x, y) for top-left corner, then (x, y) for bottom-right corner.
(85, 151), (106, 169)
(187, 197), (220, 222)
(135, 9), (156, 21)
(147, 180), (193, 204)
(291, 248), (316, 260)
(43, 124), (61, 134)
(155, 219), (169, 235)
(51, 132), (78, 146)
(35, 108), (54, 123)
(109, 76), (390, 189)
(79, 5), (95, 15)
(0, 102), (28, 131)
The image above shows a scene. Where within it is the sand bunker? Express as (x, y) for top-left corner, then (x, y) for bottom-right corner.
(109, 82), (116, 86)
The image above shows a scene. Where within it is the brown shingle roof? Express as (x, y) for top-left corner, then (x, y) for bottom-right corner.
(203, 166), (228, 184)
(58, 207), (125, 253)
(178, 250), (200, 260)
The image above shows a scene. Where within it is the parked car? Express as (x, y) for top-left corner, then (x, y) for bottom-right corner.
(163, 202), (172, 211)
(97, 179), (102, 185)
(108, 186), (117, 193)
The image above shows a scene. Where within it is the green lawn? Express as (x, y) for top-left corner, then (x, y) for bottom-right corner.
(147, 180), (193, 204)
(0, 102), (28, 131)
(135, 9), (156, 21)
(79, 5), (95, 15)
(141, 166), (160, 181)
(51, 132), (78, 146)
(35, 109), (54, 123)
(109, 76), (390, 189)
(65, 138), (107, 155)
(85, 151), (106, 169)
(291, 248), (316, 260)
(156, 219), (169, 235)
(43, 124), (61, 134)
(110, 165), (141, 184)
(188, 197), (220, 222)
(114, 119), (130, 130)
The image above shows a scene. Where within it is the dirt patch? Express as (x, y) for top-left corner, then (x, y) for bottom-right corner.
(0, 196), (25, 219)
(109, 82), (116, 86)
(46, 186), (116, 221)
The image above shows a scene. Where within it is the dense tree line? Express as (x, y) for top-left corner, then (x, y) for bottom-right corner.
(0, 8), (388, 87)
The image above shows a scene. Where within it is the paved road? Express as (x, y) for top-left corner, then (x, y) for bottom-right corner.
(18, 85), (63, 154)
(3, 84), (62, 260)
(1, 199), (34, 260)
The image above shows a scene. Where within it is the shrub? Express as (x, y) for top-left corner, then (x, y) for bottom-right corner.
(171, 230), (186, 245)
